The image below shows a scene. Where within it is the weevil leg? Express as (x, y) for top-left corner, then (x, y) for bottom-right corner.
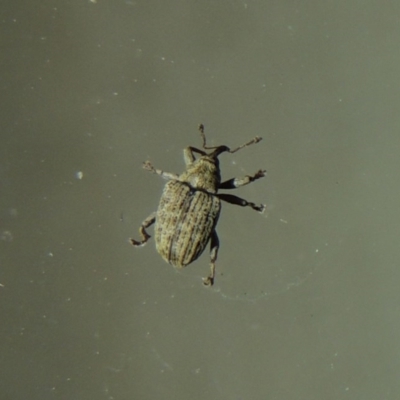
(130, 212), (157, 246)
(142, 161), (179, 181)
(218, 193), (266, 213)
(219, 169), (266, 189)
(203, 230), (219, 286)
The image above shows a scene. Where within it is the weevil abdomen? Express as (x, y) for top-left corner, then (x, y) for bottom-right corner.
(155, 180), (221, 267)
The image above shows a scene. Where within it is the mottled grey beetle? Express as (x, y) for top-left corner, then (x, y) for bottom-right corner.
(131, 125), (266, 286)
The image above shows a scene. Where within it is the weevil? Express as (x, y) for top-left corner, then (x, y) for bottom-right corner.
(131, 124), (266, 286)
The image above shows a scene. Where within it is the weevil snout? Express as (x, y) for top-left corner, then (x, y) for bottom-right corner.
(209, 145), (230, 158)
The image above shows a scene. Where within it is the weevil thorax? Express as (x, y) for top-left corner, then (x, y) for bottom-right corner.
(179, 146), (229, 193)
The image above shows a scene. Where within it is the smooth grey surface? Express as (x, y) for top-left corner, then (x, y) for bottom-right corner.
(2, 1), (400, 399)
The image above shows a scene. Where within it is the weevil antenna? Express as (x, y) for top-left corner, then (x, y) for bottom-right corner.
(199, 124), (262, 154)
(229, 136), (263, 153)
(199, 124), (221, 150)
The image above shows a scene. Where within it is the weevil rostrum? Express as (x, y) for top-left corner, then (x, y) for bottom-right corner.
(131, 125), (266, 286)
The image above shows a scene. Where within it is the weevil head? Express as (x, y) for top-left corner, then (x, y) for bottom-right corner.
(180, 146), (229, 193)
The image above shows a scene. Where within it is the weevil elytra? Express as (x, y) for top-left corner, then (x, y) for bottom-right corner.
(131, 124), (266, 286)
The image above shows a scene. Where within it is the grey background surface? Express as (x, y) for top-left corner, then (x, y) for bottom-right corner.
(1, 1), (400, 399)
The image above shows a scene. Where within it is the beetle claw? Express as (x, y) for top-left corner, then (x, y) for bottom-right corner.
(130, 238), (145, 247)
(202, 276), (214, 286)
(258, 204), (267, 214)
(130, 232), (151, 247)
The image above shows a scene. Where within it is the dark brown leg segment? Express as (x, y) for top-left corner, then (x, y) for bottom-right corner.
(130, 212), (156, 246)
(218, 194), (266, 213)
(203, 230), (219, 286)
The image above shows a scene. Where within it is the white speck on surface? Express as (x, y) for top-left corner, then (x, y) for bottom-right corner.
(0, 231), (13, 242)
(76, 171), (83, 180)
